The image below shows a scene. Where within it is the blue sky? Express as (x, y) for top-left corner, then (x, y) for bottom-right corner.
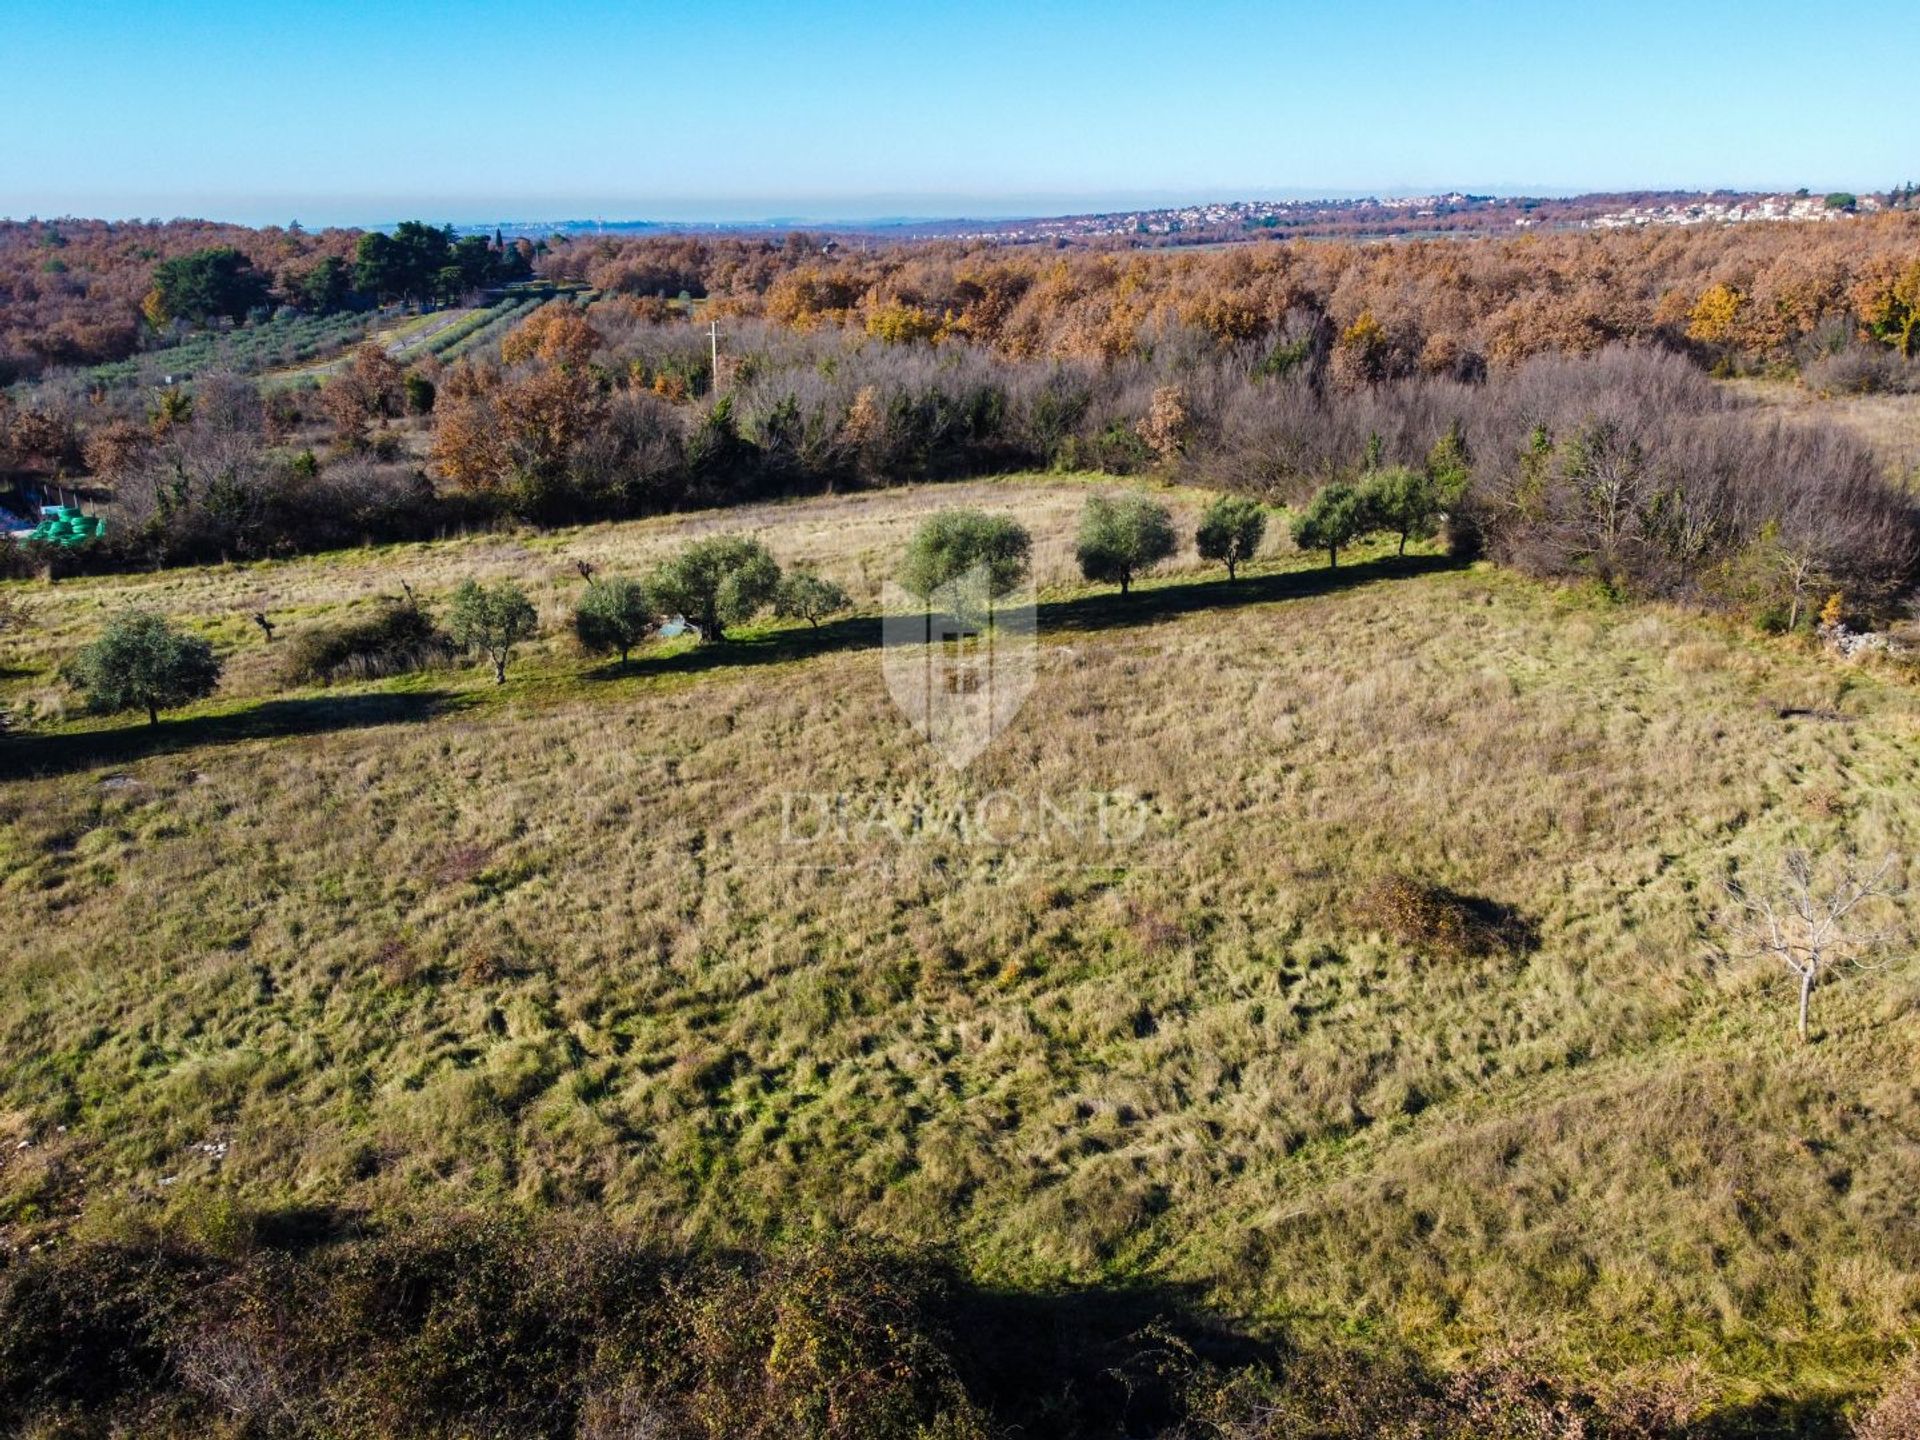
(8, 0), (1917, 225)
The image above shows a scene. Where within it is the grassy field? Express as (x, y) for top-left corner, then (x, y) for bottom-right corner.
(2, 475), (1918, 1419)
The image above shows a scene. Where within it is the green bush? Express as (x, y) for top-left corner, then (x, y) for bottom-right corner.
(1291, 483), (1370, 568)
(449, 580), (539, 683)
(404, 371), (436, 415)
(1358, 466), (1440, 556)
(286, 600), (457, 683)
(774, 570), (853, 629)
(898, 510), (1032, 605)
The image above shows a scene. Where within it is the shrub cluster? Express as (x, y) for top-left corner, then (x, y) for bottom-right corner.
(285, 598), (459, 684)
(0, 1221), (984, 1440)
(9, 1212), (1900, 1438)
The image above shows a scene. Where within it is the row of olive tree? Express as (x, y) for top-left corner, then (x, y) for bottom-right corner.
(574, 538), (853, 662)
(1289, 427), (1470, 568)
(889, 490), (1273, 612)
(42, 535), (858, 729)
(42, 471), (1392, 729)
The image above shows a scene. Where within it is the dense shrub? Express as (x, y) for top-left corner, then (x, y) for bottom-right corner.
(0, 1222), (989, 1440)
(1802, 343), (1920, 396)
(1186, 1340), (1706, 1439)
(0, 1239), (210, 1422)
(285, 599), (458, 683)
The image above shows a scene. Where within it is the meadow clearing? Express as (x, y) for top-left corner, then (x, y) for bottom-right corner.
(2, 475), (1918, 1420)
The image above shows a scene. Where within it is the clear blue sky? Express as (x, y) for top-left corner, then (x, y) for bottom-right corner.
(8, 0), (1916, 225)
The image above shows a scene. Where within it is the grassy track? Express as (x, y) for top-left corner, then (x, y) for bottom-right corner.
(2, 475), (1917, 1412)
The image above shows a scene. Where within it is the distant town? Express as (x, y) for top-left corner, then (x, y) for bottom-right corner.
(474, 186), (1912, 247)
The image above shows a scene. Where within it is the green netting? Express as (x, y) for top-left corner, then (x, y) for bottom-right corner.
(19, 507), (105, 547)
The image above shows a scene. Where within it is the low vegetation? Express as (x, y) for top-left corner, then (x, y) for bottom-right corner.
(285, 597), (458, 684)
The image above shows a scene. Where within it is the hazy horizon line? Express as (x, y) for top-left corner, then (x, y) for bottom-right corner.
(1, 179), (1888, 232)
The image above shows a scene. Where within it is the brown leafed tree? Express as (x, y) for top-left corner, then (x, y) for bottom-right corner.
(1136, 384), (1191, 466)
(321, 343), (407, 446)
(500, 307), (603, 369)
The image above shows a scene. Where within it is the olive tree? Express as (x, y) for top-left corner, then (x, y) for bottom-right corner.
(1359, 466), (1441, 556)
(573, 577), (654, 663)
(449, 579), (539, 683)
(899, 511), (1031, 601)
(775, 571), (852, 630)
(1291, 483), (1371, 568)
(66, 610), (222, 725)
(1194, 494), (1267, 580)
(1076, 492), (1176, 596)
(647, 535), (781, 643)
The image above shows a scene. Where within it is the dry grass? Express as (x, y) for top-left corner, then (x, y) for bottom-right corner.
(2, 477), (1919, 1411)
(1728, 377), (1920, 485)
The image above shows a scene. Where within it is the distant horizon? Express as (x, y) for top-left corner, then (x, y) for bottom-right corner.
(1, 181), (1896, 233)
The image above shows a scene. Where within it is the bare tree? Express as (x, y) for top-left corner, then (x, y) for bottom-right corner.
(1724, 849), (1907, 1041)
(1775, 541), (1832, 634)
(0, 592), (31, 646)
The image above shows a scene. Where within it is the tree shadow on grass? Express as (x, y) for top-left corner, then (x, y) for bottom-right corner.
(587, 553), (1466, 683)
(0, 691), (462, 780)
(583, 613), (883, 683)
(1041, 551), (1465, 637)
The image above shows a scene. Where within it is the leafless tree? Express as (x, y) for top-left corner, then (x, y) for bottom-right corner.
(1724, 848), (1907, 1041)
